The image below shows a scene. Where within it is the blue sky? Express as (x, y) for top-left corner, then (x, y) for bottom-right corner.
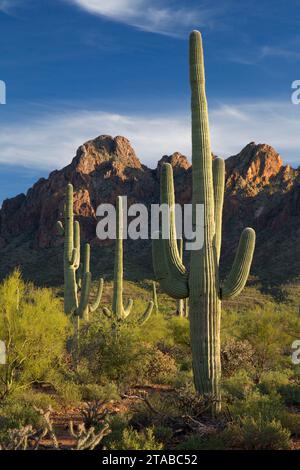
(0, 0), (300, 202)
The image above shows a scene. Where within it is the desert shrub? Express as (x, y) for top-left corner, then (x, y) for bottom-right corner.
(177, 417), (292, 450)
(0, 401), (41, 442)
(222, 304), (300, 381)
(56, 381), (82, 405)
(0, 270), (70, 400)
(278, 383), (300, 405)
(280, 412), (300, 437)
(145, 349), (178, 384)
(223, 370), (254, 400)
(166, 317), (190, 348)
(137, 312), (170, 345)
(171, 370), (193, 389)
(229, 391), (284, 422)
(79, 315), (153, 388)
(80, 383), (120, 402)
(221, 338), (254, 377)
(104, 413), (131, 448)
(109, 426), (163, 450)
(12, 389), (58, 410)
(128, 392), (183, 431)
(258, 370), (292, 394)
(225, 417), (292, 450)
(177, 434), (226, 450)
(153, 425), (173, 444)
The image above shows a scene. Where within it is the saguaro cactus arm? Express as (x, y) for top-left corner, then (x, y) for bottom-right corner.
(152, 281), (159, 314)
(122, 298), (134, 319)
(213, 157), (225, 262)
(76, 272), (92, 318)
(76, 243), (104, 318)
(152, 164), (189, 299)
(89, 278), (104, 313)
(72, 221), (81, 269)
(56, 221), (65, 236)
(221, 228), (256, 300)
(139, 301), (154, 325)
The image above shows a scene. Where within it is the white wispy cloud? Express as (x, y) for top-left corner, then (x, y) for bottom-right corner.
(65, 0), (215, 36)
(0, 0), (12, 12)
(0, 101), (299, 173)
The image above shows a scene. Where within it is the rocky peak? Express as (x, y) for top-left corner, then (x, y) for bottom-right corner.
(157, 152), (191, 177)
(72, 135), (142, 175)
(225, 142), (286, 196)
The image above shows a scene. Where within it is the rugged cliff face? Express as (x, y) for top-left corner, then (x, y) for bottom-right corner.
(0, 135), (299, 285)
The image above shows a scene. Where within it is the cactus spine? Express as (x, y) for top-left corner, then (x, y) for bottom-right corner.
(104, 196), (153, 323)
(152, 31), (256, 408)
(57, 183), (103, 318)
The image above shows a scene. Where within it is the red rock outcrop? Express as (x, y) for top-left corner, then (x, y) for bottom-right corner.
(0, 136), (299, 284)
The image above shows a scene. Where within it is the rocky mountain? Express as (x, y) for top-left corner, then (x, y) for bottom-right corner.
(0, 135), (299, 289)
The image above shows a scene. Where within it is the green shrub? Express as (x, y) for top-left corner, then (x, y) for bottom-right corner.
(229, 391), (284, 422)
(258, 370), (292, 395)
(223, 370), (254, 400)
(110, 426), (163, 450)
(79, 316), (153, 388)
(222, 304), (300, 378)
(80, 383), (120, 402)
(0, 401), (41, 442)
(166, 317), (190, 348)
(153, 425), (173, 444)
(279, 383), (300, 405)
(57, 381), (82, 405)
(104, 413), (131, 448)
(280, 412), (300, 437)
(177, 434), (226, 450)
(0, 270), (70, 400)
(225, 417), (292, 450)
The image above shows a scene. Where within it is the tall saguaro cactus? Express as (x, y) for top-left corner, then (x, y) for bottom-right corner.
(104, 196), (153, 324)
(57, 183), (103, 318)
(152, 31), (256, 408)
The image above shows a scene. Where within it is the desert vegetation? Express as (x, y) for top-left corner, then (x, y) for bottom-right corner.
(0, 30), (299, 452)
(0, 270), (300, 450)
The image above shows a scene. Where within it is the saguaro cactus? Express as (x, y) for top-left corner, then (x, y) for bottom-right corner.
(152, 31), (256, 408)
(104, 196), (153, 324)
(57, 183), (80, 314)
(57, 183), (103, 318)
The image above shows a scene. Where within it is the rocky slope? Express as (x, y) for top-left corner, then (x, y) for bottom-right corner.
(0, 136), (299, 288)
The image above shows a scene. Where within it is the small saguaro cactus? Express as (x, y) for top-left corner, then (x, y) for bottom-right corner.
(103, 196), (153, 324)
(152, 31), (256, 409)
(57, 183), (103, 318)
